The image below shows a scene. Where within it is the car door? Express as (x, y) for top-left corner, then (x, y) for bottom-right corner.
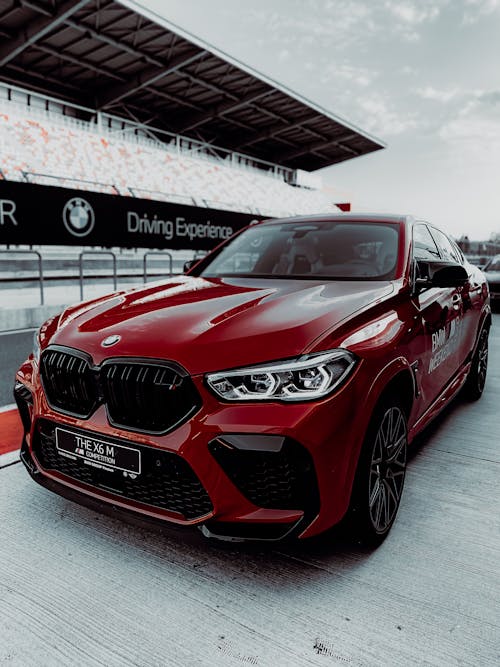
(428, 226), (476, 368)
(410, 223), (463, 415)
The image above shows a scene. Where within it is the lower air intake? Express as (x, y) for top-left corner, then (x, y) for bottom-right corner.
(34, 420), (213, 521)
(209, 437), (319, 513)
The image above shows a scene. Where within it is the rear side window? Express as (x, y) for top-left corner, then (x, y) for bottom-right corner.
(451, 241), (465, 264)
(413, 224), (440, 261)
(485, 257), (500, 271)
(430, 227), (462, 263)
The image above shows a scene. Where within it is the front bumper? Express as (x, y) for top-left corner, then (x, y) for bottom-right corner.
(15, 354), (369, 541)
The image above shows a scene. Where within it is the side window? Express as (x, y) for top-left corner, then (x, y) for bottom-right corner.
(413, 224), (440, 261)
(430, 228), (461, 263)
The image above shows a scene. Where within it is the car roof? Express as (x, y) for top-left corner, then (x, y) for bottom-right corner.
(260, 212), (411, 226)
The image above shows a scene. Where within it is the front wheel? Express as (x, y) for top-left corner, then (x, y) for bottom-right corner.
(463, 327), (489, 401)
(345, 398), (408, 547)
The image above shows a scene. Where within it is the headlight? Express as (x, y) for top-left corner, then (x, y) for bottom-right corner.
(32, 328), (41, 363)
(206, 349), (357, 402)
(32, 315), (58, 363)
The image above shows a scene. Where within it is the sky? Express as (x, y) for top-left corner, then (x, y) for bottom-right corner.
(136, 0), (500, 240)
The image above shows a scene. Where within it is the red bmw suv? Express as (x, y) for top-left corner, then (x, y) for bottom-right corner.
(15, 214), (490, 546)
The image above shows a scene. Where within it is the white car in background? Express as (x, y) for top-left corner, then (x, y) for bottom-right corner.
(483, 255), (500, 311)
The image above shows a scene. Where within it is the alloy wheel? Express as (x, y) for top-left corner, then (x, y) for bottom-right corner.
(476, 331), (488, 393)
(368, 406), (407, 534)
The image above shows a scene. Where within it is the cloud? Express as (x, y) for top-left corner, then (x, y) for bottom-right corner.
(355, 93), (420, 135)
(477, 90), (500, 105)
(245, 0), (449, 51)
(407, 87), (500, 144)
(382, 0), (447, 40)
(438, 89), (500, 162)
(415, 86), (461, 103)
(441, 115), (500, 142)
(320, 62), (379, 87)
(384, 1), (441, 24)
(401, 65), (419, 76)
(245, 2), (378, 52)
(462, 0), (500, 24)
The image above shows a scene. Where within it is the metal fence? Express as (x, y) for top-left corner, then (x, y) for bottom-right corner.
(0, 248), (199, 306)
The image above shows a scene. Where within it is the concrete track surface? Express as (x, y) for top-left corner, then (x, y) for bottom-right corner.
(0, 328), (34, 406)
(1, 318), (499, 666)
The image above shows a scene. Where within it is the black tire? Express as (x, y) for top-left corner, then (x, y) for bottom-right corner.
(345, 396), (408, 547)
(463, 327), (489, 401)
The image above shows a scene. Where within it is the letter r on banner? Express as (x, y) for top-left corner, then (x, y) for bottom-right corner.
(0, 199), (17, 225)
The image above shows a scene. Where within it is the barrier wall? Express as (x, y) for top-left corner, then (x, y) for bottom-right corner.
(0, 181), (259, 250)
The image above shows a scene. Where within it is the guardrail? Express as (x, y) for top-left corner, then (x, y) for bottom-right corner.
(79, 251), (117, 301)
(23, 171), (120, 195)
(129, 187), (197, 207)
(0, 249), (44, 304)
(0, 249), (191, 305)
(143, 251), (173, 283)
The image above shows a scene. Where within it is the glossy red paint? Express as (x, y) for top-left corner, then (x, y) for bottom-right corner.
(16, 214), (491, 541)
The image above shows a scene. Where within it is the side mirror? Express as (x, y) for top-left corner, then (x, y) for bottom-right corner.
(431, 264), (468, 287)
(415, 261), (468, 289)
(183, 259), (198, 273)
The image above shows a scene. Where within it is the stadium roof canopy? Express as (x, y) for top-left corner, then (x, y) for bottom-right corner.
(0, 0), (385, 171)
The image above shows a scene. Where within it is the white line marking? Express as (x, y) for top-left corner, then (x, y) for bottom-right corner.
(0, 450), (20, 468)
(0, 327), (37, 336)
(0, 404), (16, 413)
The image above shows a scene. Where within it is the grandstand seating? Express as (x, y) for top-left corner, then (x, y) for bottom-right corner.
(0, 99), (337, 218)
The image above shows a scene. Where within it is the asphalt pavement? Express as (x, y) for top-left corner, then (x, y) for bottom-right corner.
(0, 328), (35, 406)
(0, 317), (498, 665)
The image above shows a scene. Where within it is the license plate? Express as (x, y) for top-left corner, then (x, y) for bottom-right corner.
(55, 427), (141, 476)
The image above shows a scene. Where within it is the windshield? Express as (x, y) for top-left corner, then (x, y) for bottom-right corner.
(198, 220), (400, 280)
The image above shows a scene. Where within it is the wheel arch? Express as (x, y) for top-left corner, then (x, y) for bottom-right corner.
(469, 309), (492, 362)
(481, 311), (492, 334)
(339, 362), (412, 545)
(366, 358), (416, 422)
(371, 369), (415, 420)
(343, 359), (414, 510)
(302, 359), (415, 538)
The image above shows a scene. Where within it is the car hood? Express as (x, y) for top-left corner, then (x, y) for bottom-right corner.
(49, 276), (394, 374)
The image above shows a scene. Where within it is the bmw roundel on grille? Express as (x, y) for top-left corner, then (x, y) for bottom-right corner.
(62, 197), (95, 237)
(101, 334), (121, 347)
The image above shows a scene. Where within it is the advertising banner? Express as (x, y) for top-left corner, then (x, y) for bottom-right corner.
(0, 181), (260, 250)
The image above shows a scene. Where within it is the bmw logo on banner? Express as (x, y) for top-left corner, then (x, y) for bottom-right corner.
(62, 197), (95, 237)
